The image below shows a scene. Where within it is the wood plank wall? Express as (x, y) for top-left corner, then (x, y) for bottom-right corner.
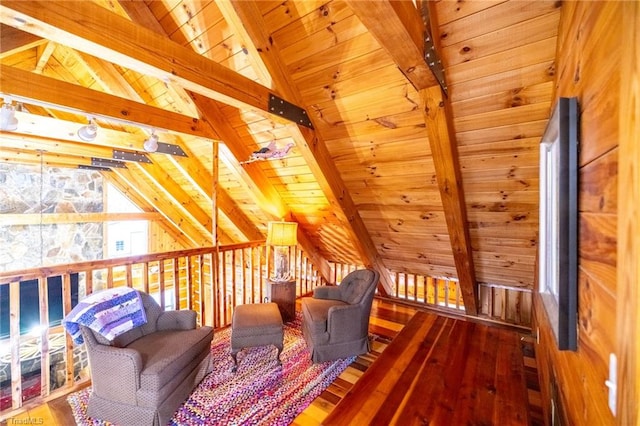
(617, 2), (640, 424)
(533, 2), (621, 425)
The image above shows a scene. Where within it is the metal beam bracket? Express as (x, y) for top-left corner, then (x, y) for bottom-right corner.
(268, 94), (313, 129)
(113, 150), (152, 164)
(424, 33), (448, 96)
(91, 158), (127, 169)
(155, 142), (188, 157)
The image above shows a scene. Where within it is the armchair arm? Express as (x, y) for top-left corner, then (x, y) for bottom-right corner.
(88, 344), (142, 402)
(157, 310), (197, 330)
(313, 285), (342, 300)
(326, 304), (366, 343)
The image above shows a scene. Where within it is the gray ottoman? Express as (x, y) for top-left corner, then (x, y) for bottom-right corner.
(230, 303), (284, 372)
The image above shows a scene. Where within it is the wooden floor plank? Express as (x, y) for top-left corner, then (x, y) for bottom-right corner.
(427, 319), (476, 424)
(494, 329), (530, 425)
(324, 307), (534, 426)
(379, 316), (452, 425)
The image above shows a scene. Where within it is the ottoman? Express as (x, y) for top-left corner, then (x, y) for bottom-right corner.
(230, 303), (284, 372)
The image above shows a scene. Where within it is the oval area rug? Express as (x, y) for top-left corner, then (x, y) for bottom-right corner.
(67, 313), (354, 425)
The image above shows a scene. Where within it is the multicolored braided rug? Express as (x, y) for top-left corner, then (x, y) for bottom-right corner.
(67, 313), (354, 425)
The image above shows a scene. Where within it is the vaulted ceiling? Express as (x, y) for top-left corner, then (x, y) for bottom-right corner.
(0, 0), (561, 315)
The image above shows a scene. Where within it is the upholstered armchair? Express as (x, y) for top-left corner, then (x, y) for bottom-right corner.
(301, 269), (380, 363)
(80, 291), (213, 426)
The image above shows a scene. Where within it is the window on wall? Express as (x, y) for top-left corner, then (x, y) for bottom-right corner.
(538, 97), (579, 351)
(539, 139), (560, 299)
(105, 184), (148, 258)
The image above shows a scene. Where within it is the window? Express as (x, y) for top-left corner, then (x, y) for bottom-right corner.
(538, 97), (579, 351)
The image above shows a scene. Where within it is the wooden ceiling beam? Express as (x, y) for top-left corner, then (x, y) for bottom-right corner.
(420, 86), (478, 315)
(226, 0), (395, 295)
(0, 65), (217, 140)
(70, 49), (147, 103)
(346, 0), (478, 314)
(0, 24), (44, 58)
(344, 0), (438, 90)
(0, 145), (104, 169)
(216, 0), (273, 88)
(0, 212), (162, 225)
(0, 1), (284, 120)
(33, 41), (55, 74)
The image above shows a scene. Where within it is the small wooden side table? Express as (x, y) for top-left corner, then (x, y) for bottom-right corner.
(266, 279), (296, 322)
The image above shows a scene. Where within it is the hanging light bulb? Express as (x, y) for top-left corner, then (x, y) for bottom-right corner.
(0, 102), (18, 131)
(143, 131), (159, 152)
(77, 118), (98, 141)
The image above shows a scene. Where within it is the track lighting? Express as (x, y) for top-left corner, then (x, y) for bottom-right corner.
(143, 131), (159, 153)
(77, 118), (98, 141)
(0, 102), (18, 131)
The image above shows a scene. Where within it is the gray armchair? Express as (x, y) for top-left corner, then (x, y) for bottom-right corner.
(301, 269), (380, 363)
(80, 291), (213, 426)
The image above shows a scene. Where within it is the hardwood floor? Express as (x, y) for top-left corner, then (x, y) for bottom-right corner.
(0, 299), (541, 426)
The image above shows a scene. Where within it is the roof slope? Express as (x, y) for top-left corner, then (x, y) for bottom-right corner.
(0, 0), (560, 311)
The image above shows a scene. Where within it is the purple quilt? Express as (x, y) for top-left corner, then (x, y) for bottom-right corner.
(62, 287), (147, 345)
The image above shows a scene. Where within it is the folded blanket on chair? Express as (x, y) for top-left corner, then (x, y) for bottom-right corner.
(62, 287), (147, 345)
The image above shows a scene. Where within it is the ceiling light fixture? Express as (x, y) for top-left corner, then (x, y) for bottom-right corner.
(0, 102), (18, 131)
(77, 118), (98, 141)
(143, 131), (159, 153)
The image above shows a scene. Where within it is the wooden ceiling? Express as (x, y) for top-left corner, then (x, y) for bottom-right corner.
(0, 0), (561, 314)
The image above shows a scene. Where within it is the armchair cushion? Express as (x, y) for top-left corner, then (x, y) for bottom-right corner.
(312, 285), (343, 300)
(302, 298), (346, 335)
(130, 328), (213, 393)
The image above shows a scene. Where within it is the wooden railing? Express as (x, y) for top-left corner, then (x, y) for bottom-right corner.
(1, 251), (532, 418)
(329, 264), (532, 329)
(0, 241), (327, 417)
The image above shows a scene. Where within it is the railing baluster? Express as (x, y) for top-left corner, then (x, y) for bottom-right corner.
(173, 258), (180, 310)
(197, 255), (204, 324)
(107, 266), (114, 289)
(9, 280), (22, 410)
(259, 247), (265, 302)
(444, 279), (450, 308)
(249, 247), (255, 304)
(158, 260), (166, 309)
(86, 270), (93, 295)
(38, 277), (50, 399)
(126, 264), (133, 288)
(222, 252), (228, 326)
(62, 274), (74, 388)
(185, 256), (192, 311)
